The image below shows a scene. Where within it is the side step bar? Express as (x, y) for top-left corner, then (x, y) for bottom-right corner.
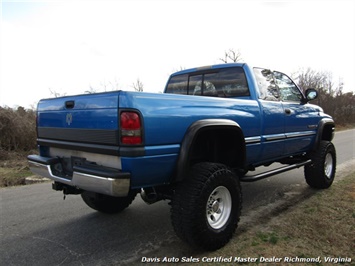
(240, 160), (312, 182)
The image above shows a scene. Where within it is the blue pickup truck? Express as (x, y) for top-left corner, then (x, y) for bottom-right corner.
(28, 63), (336, 250)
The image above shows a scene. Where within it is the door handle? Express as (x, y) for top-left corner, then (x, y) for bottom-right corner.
(285, 108), (291, 115)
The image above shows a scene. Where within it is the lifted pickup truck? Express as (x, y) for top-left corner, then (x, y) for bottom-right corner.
(28, 63), (336, 250)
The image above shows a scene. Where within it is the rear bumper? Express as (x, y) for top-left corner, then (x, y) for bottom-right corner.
(28, 155), (130, 197)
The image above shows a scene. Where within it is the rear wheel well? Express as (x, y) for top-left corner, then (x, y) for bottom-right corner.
(173, 120), (246, 183)
(188, 128), (245, 170)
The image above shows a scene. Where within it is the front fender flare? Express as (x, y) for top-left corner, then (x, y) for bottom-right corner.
(312, 118), (335, 151)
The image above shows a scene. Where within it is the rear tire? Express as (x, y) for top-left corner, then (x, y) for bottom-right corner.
(81, 190), (137, 214)
(304, 141), (336, 189)
(171, 162), (242, 251)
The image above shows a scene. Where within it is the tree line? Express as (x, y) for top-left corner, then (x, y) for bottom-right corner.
(292, 67), (355, 126)
(0, 106), (37, 154)
(0, 49), (354, 152)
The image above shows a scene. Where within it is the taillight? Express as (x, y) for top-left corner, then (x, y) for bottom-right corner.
(120, 111), (142, 145)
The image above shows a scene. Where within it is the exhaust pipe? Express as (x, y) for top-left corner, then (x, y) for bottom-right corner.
(140, 187), (159, 204)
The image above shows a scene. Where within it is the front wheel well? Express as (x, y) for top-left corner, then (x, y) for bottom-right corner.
(322, 124), (335, 141)
(312, 119), (335, 152)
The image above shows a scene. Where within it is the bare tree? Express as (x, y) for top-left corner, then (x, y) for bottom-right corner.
(219, 49), (243, 63)
(85, 87), (97, 94)
(49, 88), (66, 98)
(292, 67), (355, 126)
(108, 78), (120, 91)
(172, 66), (186, 73)
(87, 78), (120, 94)
(292, 68), (334, 94)
(132, 78), (144, 92)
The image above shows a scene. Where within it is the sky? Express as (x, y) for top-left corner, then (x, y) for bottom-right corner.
(1, 0), (354, 108)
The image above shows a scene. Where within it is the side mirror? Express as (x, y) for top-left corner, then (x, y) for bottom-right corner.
(304, 88), (318, 102)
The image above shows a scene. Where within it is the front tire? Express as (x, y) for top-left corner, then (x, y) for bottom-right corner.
(81, 190), (137, 214)
(171, 162), (242, 251)
(304, 141), (336, 189)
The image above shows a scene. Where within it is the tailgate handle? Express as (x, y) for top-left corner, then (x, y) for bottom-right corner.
(65, 101), (75, 109)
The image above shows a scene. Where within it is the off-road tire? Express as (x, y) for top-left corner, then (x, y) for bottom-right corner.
(171, 162), (242, 251)
(81, 190), (137, 214)
(304, 141), (336, 189)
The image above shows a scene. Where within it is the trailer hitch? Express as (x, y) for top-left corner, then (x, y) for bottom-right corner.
(52, 182), (82, 200)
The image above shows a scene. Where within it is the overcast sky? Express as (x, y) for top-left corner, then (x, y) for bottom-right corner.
(1, 0), (354, 108)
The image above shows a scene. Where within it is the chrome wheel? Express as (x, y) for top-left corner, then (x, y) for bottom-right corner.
(304, 141), (336, 189)
(171, 163), (242, 250)
(324, 153), (334, 179)
(206, 186), (232, 230)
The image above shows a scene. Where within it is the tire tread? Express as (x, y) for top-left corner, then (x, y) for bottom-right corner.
(304, 141), (336, 189)
(171, 162), (242, 250)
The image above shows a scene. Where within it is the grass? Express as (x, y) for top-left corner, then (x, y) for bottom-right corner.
(0, 167), (33, 187)
(0, 150), (37, 187)
(202, 172), (355, 265)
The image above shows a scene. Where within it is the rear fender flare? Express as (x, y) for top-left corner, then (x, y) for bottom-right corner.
(173, 119), (246, 182)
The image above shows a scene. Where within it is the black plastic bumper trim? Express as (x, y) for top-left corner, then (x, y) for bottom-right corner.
(27, 154), (60, 165)
(37, 138), (145, 157)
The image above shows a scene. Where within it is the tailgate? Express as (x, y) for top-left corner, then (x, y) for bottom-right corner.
(37, 92), (120, 146)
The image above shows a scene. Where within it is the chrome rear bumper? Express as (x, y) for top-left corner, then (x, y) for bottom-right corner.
(28, 155), (130, 197)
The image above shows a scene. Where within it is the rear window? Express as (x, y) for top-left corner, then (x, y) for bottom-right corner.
(165, 67), (250, 98)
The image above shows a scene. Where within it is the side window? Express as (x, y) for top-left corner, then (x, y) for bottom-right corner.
(253, 68), (279, 101)
(165, 74), (188, 94)
(273, 71), (303, 102)
(208, 68), (249, 97)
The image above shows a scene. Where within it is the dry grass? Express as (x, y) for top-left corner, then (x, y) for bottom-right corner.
(205, 173), (355, 265)
(0, 150), (36, 187)
(130, 166), (355, 266)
